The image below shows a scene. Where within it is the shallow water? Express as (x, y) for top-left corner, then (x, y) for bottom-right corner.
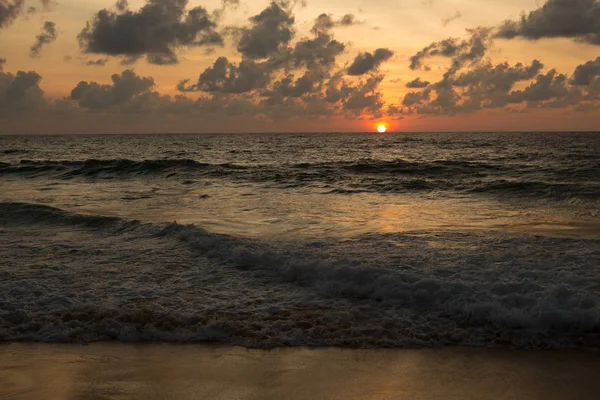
(2, 344), (599, 400)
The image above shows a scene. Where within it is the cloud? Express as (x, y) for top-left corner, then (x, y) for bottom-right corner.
(339, 14), (360, 26)
(442, 10), (462, 27)
(402, 90), (430, 107)
(311, 13), (361, 35)
(70, 69), (155, 110)
(406, 78), (430, 88)
(495, 0), (600, 45)
(311, 13), (335, 35)
(291, 32), (345, 68)
(342, 74), (384, 114)
(30, 21), (58, 57)
(19, 1), (57, 20)
(507, 69), (573, 104)
(3, 3), (394, 128)
(456, 60), (543, 84)
(399, 49), (595, 116)
(400, 8), (600, 116)
(178, 57), (271, 93)
(236, 1), (295, 59)
(85, 58), (109, 67)
(0, 57), (6, 72)
(78, 0), (222, 65)
(571, 57), (600, 85)
(347, 48), (394, 76)
(175, 2), (387, 118)
(180, 3), (347, 97)
(262, 70), (323, 102)
(5, 71), (42, 100)
(0, 0), (24, 29)
(0, 68), (48, 116)
(409, 27), (492, 75)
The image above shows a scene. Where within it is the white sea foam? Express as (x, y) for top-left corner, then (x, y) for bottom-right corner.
(1, 202), (599, 348)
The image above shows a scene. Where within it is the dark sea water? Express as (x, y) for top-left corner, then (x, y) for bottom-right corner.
(1, 132), (599, 348)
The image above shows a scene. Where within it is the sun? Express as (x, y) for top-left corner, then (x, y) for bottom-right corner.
(377, 124), (387, 133)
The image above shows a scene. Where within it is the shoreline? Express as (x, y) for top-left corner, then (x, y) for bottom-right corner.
(1, 343), (599, 399)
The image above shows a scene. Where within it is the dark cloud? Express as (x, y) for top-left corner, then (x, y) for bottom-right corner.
(181, 3), (347, 97)
(0, 0), (24, 29)
(291, 33), (345, 68)
(409, 27), (491, 75)
(454, 60), (543, 87)
(5, 3), (393, 125)
(347, 48), (394, 76)
(410, 38), (461, 70)
(400, 55), (591, 115)
(178, 57), (271, 93)
(571, 57), (600, 85)
(507, 70), (573, 104)
(263, 70), (322, 101)
(177, 3), (388, 119)
(386, 104), (405, 120)
(115, 0), (128, 12)
(453, 60), (545, 109)
(0, 68), (47, 116)
(339, 14), (360, 26)
(236, 1), (295, 59)
(406, 78), (430, 88)
(495, 0), (600, 45)
(402, 90), (430, 107)
(85, 58), (109, 67)
(311, 13), (335, 35)
(311, 13), (361, 35)
(70, 69), (155, 110)
(342, 75), (384, 114)
(78, 0), (222, 65)
(0, 57), (6, 72)
(5, 71), (42, 100)
(30, 21), (58, 57)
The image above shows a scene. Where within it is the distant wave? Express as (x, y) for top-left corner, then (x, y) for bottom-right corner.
(1, 202), (599, 348)
(1, 158), (599, 201)
(1, 149), (28, 155)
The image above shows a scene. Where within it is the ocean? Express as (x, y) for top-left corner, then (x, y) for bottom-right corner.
(1, 132), (599, 348)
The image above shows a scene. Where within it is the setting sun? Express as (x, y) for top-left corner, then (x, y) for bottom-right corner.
(377, 124), (387, 133)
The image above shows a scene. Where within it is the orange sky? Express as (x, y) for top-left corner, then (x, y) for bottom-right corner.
(1, 0), (599, 133)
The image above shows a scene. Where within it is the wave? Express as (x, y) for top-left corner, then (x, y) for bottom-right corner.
(1, 202), (599, 348)
(0, 159), (227, 178)
(1, 158), (599, 201)
(1, 149), (28, 155)
(0, 202), (123, 229)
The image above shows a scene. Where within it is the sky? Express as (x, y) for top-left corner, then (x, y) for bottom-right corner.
(1, 0), (600, 133)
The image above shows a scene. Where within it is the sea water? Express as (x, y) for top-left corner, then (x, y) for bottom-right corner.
(1, 132), (599, 348)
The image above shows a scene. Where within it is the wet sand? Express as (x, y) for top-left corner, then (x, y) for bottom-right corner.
(1, 343), (599, 400)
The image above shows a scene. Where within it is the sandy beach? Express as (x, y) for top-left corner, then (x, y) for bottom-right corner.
(1, 343), (599, 400)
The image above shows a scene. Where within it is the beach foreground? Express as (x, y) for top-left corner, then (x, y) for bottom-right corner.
(1, 344), (599, 400)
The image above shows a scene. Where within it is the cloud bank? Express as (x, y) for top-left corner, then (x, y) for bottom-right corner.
(0, 0), (24, 29)
(1, 0), (600, 132)
(496, 0), (600, 45)
(78, 0), (223, 65)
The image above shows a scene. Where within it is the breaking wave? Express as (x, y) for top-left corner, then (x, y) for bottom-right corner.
(1, 202), (599, 348)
